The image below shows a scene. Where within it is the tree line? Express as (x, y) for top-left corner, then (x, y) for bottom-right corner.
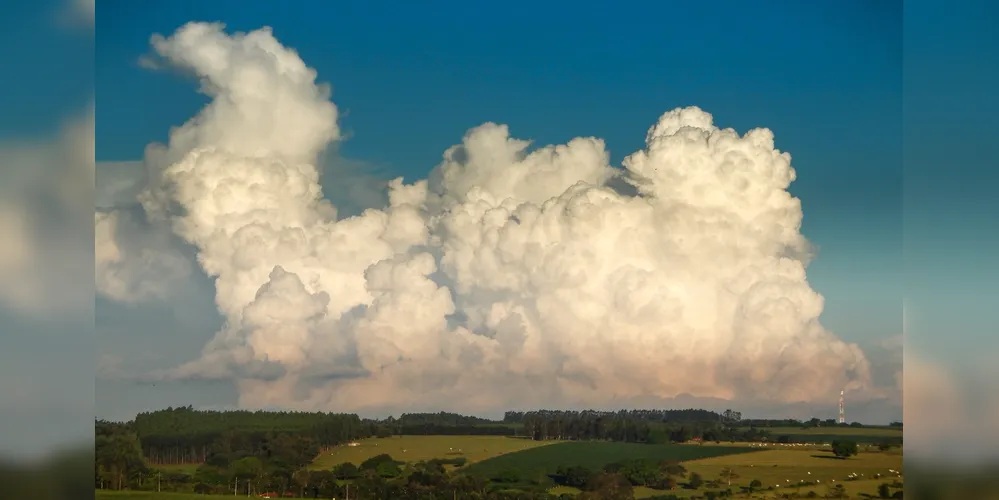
(516, 409), (768, 444)
(120, 406), (371, 465)
(503, 408), (731, 424)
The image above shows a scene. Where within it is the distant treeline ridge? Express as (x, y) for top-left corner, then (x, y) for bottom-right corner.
(101, 406), (900, 466)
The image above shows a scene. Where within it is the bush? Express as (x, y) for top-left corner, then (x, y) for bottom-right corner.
(688, 472), (704, 489)
(555, 465), (595, 488)
(359, 454), (396, 471)
(376, 460), (401, 478)
(830, 440), (859, 458)
(333, 462), (358, 479)
(493, 468), (521, 484)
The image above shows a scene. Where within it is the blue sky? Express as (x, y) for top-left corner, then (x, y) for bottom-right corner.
(0, 2), (92, 136)
(902, 1), (999, 372)
(97, 0), (902, 343)
(93, 0), (908, 422)
(85, 0), (999, 429)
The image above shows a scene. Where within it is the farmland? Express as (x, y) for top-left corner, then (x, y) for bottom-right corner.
(683, 448), (903, 490)
(751, 426), (901, 437)
(746, 426), (903, 444)
(548, 446), (904, 499)
(463, 441), (759, 480)
(311, 435), (553, 470)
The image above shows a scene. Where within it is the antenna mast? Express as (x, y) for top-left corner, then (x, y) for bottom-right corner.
(838, 390), (845, 424)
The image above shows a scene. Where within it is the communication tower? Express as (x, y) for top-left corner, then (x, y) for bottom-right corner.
(838, 390), (845, 424)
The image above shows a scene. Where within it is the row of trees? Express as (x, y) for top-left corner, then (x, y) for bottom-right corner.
(517, 410), (770, 444)
(126, 406), (372, 464)
(392, 412), (497, 426)
(96, 417), (329, 493)
(503, 408), (733, 424)
(740, 416), (903, 429)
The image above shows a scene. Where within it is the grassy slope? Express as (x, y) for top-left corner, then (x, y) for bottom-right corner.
(684, 448), (903, 487)
(549, 447), (903, 499)
(748, 426), (903, 445)
(464, 441), (759, 480)
(310, 435), (553, 470)
(755, 426), (901, 436)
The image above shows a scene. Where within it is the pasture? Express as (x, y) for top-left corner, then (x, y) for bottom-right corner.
(550, 447), (904, 499)
(630, 478), (900, 499)
(464, 441), (759, 480)
(683, 448), (903, 488)
(749, 426), (903, 445)
(310, 435), (552, 470)
(755, 426), (901, 437)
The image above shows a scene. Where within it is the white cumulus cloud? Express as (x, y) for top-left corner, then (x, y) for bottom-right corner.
(103, 21), (883, 416)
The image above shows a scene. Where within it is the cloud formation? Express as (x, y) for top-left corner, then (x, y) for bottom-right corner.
(95, 209), (194, 304)
(901, 302), (999, 463)
(903, 350), (999, 463)
(105, 22), (883, 416)
(0, 106), (94, 318)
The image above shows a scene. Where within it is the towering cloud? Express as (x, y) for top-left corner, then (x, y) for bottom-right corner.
(108, 22), (877, 415)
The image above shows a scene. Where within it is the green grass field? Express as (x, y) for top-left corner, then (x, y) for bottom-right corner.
(463, 441), (759, 480)
(310, 435), (553, 470)
(754, 426), (901, 437)
(741, 426), (903, 445)
(624, 478), (901, 499)
(548, 447), (904, 499)
(684, 448), (903, 487)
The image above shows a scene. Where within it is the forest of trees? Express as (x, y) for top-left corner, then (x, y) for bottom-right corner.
(513, 409), (763, 443)
(504, 408), (732, 424)
(122, 407), (371, 465)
